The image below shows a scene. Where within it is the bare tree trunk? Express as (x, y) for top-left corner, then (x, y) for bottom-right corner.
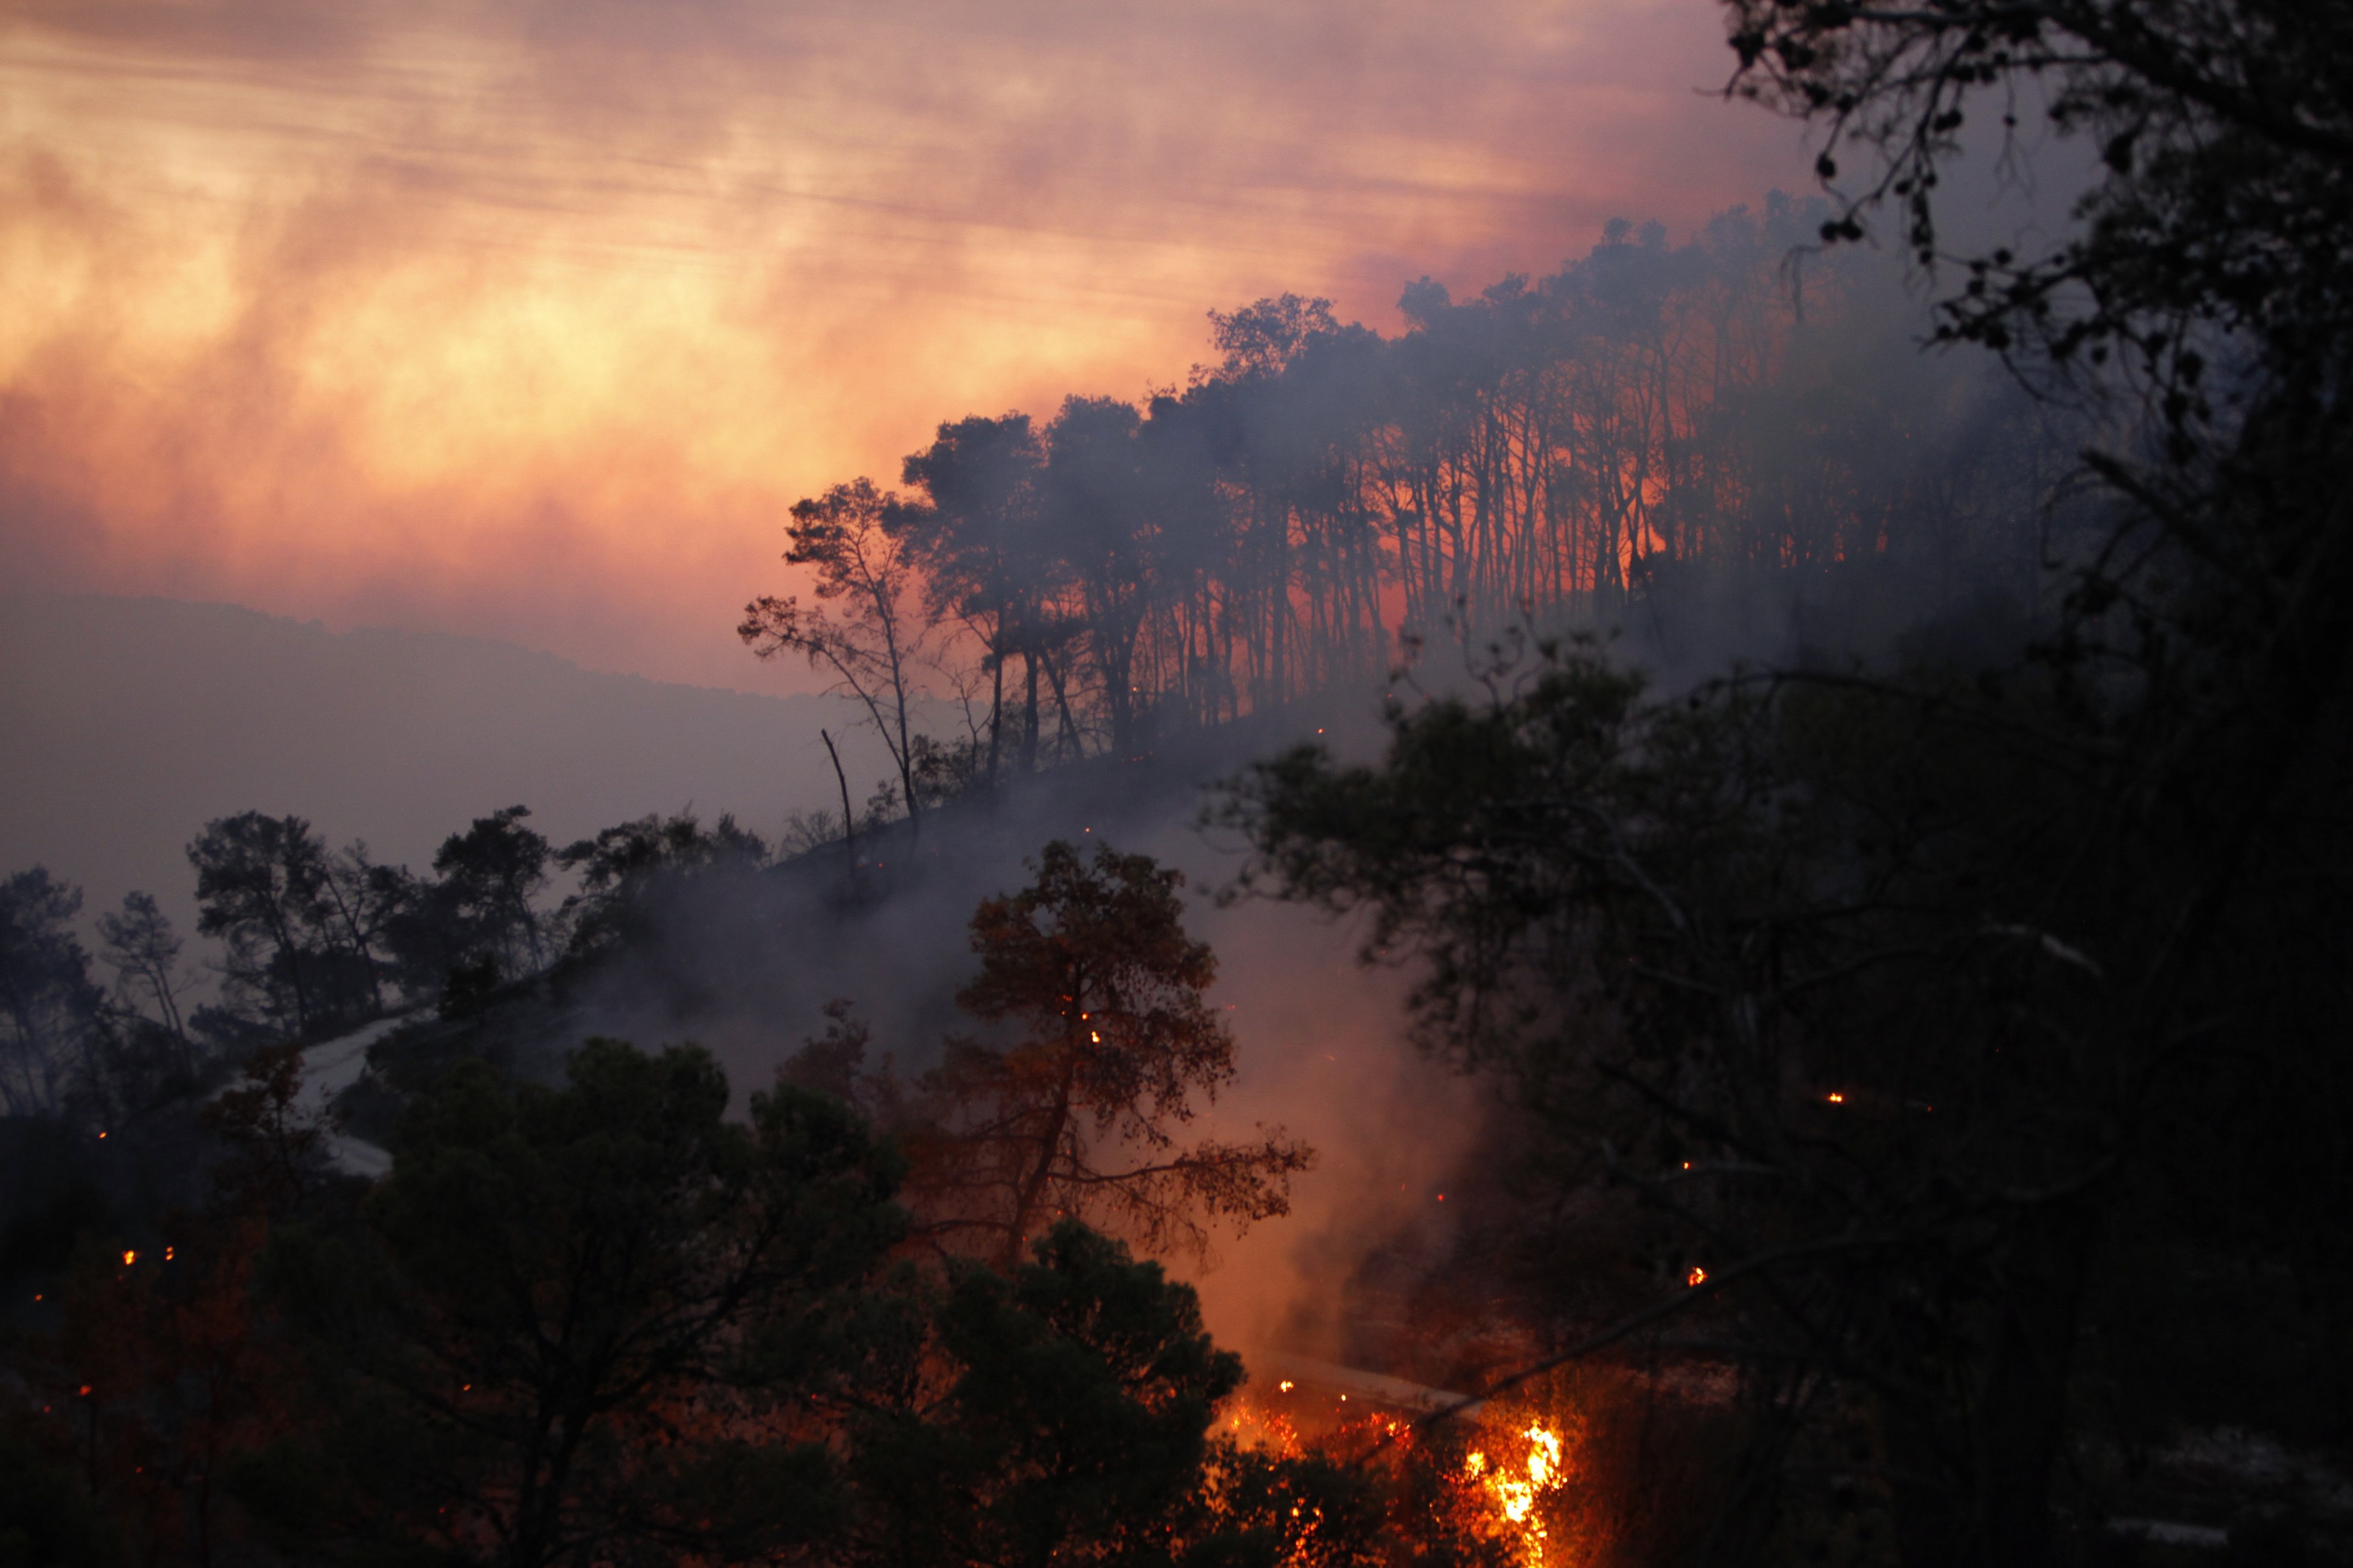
(822, 729), (858, 885)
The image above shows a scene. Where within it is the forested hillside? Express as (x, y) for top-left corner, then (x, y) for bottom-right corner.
(7, 11), (2352, 1542)
(740, 194), (2077, 825)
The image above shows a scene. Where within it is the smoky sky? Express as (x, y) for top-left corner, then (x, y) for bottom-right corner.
(0, 0), (1812, 690)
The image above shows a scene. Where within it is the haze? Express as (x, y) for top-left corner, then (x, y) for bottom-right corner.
(0, 0), (1808, 690)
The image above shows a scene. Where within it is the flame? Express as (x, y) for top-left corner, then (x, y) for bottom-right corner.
(1219, 1391), (1304, 1456)
(1827, 1091), (1845, 1104)
(122, 1249), (136, 1266)
(1463, 1422), (1568, 1563)
(1278, 1380), (1294, 1393)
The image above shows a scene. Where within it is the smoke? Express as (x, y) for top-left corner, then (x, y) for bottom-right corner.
(0, 0), (1813, 689)
(507, 695), (1482, 1361)
(1, 0), (2092, 1368)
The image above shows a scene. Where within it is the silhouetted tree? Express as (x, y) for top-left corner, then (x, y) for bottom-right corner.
(894, 414), (1055, 780)
(0, 866), (106, 1117)
(742, 480), (941, 831)
(429, 805), (553, 977)
(186, 815), (337, 1039)
(96, 891), (189, 1065)
(756, 198), (2067, 759)
(553, 809), (768, 959)
(804, 841), (1310, 1266)
(841, 1221), (1245, 1568)
(243, 1040), (906, 1568)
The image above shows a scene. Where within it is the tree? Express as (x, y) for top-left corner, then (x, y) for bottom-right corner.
(430, 804), (553, 978)
(895, 414), (1055, 780)
(1043, 397), (1155, 756)
(7, 1047), (346, 1568)
(1226, 612), (2353, 1565)
(553, 809), (768, 959)
(317, 842), (407, 1018)
(742, 481), (939, 833)
(96, 891), (189, 1064)
(243, 1039), (906, 1568)
(200, 1042), (346, 1221)
(186, 813), (336, 1039)
(1720, 0), (2353, 778)
(842, 1221), (1248, 1568)
(1687, 10), (2353, 1557)
(42, 1212), (295, 1568)
(749, 196), (2063, 763)
(802, 841), (1310, 1266)
(0, 866), (106, 1117)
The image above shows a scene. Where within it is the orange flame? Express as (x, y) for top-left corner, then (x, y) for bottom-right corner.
(1464, 1422), (1568, 1563)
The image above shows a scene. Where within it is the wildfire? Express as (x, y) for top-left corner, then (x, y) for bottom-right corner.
(1219, 1391), (1304, 1456)
(1464, 1422), (1568, 1563)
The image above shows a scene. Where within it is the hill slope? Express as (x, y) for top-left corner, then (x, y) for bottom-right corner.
(0, 594), (900, 930)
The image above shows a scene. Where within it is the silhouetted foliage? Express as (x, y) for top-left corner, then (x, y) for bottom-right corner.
(241, 1040), (905, 1568)
(842, 1220), (1246, 1567)
(751, 199), (2067, 789)
(789, 841), (1311, 1266)
(429, 805), (553, 977)
(186, 813), (389, 1042)
(554, 809), (770, 959)
(743, 479), (941, 830)
(95, 891), (189, 1063)
(0, 867), (106, 1118)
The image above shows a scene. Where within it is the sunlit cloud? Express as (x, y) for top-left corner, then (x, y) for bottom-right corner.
(0, 0), (1808, 688)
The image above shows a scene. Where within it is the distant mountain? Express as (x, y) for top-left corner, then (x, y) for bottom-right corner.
(0, 595), (904, 935)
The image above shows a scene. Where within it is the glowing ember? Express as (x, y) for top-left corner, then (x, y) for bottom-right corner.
(1277, 1380), (1294, 1393)
(1827, 1091), (1845, 1104)
(1687, 1266), (1706, 1287)
(122, 1250), (136, 1266)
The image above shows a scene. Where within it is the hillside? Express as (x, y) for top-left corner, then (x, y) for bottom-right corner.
(0, 594), (902, 933)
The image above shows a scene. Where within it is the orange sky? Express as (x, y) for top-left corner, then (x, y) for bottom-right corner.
(0, 0), (1811, 692)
